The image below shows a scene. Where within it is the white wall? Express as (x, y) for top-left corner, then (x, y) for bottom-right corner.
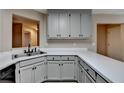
(0, 9), (45, 51)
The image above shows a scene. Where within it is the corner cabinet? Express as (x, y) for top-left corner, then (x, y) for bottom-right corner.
(15, 57), (47, 83)
(47, 9), (92, 39)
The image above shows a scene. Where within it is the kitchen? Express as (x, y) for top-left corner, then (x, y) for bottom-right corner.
(0, 9), (124, 83)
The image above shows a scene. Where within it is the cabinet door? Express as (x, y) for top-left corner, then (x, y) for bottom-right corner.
(47, 62), (60, 80)
(34, 62), (46, 83)
(61, 61), (75, 80)
(20, 65), (34, 83)
(59, 13), (70, 38)
(81, 13), (92, 38)
(96, 74), (107, 83)
(84, 70), (95, 83)
(70, 13), (81, 38)
(78, 64), (85, 83)
(48, 13), (59, 38)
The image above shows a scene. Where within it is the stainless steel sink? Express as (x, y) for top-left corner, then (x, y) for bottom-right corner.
(12, 51), (46, 59)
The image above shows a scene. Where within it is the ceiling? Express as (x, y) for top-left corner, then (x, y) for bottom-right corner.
(34, 9), (124, 15)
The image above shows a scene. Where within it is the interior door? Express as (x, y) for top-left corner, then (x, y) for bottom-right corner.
(70, 13), (81, 38)
(24, 32), (31, 47)
(107, 25), (122, 61)
(20, 65), (34, 83)
(48, 13), (59, 38)
(47, 62), (60, 80)
(12, 23), (22, 48)
(61, 61), (75, 80)
(34, 62), (46, 83)
(59, 13), (69, 38)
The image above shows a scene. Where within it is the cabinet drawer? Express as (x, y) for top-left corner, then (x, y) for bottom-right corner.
(47, 56), (61, 61)
(96, 74), (107, 83)
(61, 56), (75, 61)
(20, 57), (45, 67)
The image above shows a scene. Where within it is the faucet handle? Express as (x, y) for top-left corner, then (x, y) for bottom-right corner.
(34, 47), (37, 52)
(24, 50), (27, 53)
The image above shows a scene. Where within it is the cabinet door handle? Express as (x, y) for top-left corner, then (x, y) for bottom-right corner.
(86, 69), (89, 72)
(32, 67), (34, 70)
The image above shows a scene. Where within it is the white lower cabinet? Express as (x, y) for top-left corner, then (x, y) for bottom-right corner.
(20, 65), (34, 83)
(34, 62), (46, 83)
(84, 70), (95, 83)
(19, 62), (46, 83)
(78, 65), (85, 83)
(47, 61), (75, 81)
(16, 57), (46, 83)
(78, 59), (95, 83)
(61, 61), (75, 80)
(96, 74), (107, 83)
(47, 62), (60, 80)
(15, 55), (108, 83)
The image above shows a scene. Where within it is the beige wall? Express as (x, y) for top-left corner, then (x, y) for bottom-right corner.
(0, 9), (45, 51)
(0, 10), (2, 51)
(23, 26), (37, 46)
(120, 24), (124, 61)
(0, 9), (94, 52)
(1, 10), (124, 52)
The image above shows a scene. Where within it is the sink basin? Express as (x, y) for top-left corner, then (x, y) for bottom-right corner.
(12, 51), (46, 59)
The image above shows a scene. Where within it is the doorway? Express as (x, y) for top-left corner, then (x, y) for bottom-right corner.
(12, 15), (40, 48)
(97, 24), (122, 61)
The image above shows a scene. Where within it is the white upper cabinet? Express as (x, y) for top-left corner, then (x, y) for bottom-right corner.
(48, 13), (59, 38)
(80, 12), (92, 38)
(59, 13), (70, 38)
(70, 13), (81, 38)
(47, 9), (92, 39)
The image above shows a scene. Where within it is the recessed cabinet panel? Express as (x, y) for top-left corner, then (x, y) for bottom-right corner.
(59, 13), (70, 37)
(81, 13), (92, 38)
(70, 13), (81, 38)
(34, 62), (46, 83)
(78, 64), (85, 83)
(96, 74), (107, 83)
(47, 62), (61, 80)
(48, 13), (59, 38)
(61, 61), (75, 80)
(20, 65), (34, 83)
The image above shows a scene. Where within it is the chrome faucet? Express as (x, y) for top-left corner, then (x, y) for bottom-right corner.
(24, 43), (33, 56)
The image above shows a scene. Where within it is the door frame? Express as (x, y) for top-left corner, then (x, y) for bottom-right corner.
(96, 23), (121, 57)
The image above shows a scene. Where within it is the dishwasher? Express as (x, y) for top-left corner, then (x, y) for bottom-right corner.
(0, 65), (15, 83)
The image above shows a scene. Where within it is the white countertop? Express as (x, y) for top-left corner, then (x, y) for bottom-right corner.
(0, 48), (124, 83)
